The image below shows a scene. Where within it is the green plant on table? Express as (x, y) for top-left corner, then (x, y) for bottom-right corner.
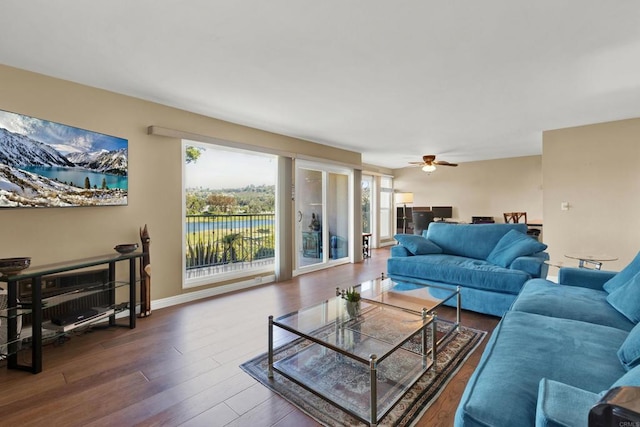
(343, 287), (361, 302)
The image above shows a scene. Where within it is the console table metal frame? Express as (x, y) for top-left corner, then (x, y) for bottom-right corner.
(1, 252), (142, 374)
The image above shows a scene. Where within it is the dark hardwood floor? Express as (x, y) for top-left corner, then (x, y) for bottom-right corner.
(0, 248), (500, 427)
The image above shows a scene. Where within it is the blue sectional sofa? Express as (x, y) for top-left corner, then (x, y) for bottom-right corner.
(387, 223), (549, 316)
(456, 252), (640, 426)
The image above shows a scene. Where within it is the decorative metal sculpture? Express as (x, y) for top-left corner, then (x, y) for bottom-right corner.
(139, 224), (152, 317)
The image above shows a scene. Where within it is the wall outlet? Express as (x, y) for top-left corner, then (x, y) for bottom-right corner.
(561, 202), (570, 211)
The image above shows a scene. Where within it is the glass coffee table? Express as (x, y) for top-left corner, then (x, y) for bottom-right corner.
(565, 253), (618, 270)
(267, 276), (460, 426)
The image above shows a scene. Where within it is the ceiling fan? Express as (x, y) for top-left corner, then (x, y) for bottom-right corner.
(409, 155), (458, 172)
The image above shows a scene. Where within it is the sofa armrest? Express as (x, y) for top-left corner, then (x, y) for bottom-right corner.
(558, 267), (617, 290)
(510, 252), (549, 278)
(390, 245), (412, 257)
(537, 378), (601, 427)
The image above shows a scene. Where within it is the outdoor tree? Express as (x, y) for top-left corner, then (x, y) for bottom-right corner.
(84, 177), (91, 189)
(186, 193), (207, 215)
(206, 194), (236, 213)
(185, 145), (204, 164)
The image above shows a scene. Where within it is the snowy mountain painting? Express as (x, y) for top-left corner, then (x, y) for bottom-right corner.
(0, 109), (128, 208)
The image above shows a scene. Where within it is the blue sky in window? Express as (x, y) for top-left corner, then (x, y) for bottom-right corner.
(185, 144), (276, 189)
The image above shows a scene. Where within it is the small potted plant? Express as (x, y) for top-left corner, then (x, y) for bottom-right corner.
(343, 287), (361, 318)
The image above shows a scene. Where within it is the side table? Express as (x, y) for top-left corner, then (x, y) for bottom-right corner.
(565, 254), (618, 270)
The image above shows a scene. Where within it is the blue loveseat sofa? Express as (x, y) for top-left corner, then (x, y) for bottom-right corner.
(387, 223), (549, 316)
(455, 252), (640, 426)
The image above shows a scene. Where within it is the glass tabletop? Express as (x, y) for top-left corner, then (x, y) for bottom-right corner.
(273, 277), (453, 362)
(0, 252), (143, 282)
(565, 253), (618, 262)
(358, 277), (454, 313)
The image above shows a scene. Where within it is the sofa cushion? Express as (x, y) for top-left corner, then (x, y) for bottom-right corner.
(486, 229), (548, 268)
(618, 322), (640, 371)
(607, 270), (640, 323)
(387, 254), (530, 295)
(603, 251), (640, 293)
(536, 379), (601, 427)
(511, 279), (635, 331)
(455, 311), (627, 427)
(426, 222), (528, 260)
(393, 234), (442, 255)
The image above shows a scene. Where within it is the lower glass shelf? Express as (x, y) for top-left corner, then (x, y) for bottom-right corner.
(1, 302), (135, 359)
(273, 342), (430, 423)
(41, 306), (115, 333)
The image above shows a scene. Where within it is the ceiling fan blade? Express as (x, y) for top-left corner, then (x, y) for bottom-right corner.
(433, 161), (458, 167)
(408, 161), (426, 165)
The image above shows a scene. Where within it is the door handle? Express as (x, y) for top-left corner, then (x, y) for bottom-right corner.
(297, 211), (303, 222)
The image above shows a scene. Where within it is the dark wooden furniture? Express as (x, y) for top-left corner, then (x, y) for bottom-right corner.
(362, 233), (372, 258)
(396, 206), (431, 234)
(503, 212), (527, 224)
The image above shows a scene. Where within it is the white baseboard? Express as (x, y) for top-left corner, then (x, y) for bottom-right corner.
(150, 274), (276, 311)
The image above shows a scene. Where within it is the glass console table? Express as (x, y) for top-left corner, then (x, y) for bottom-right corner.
(0, 252), (142, 374)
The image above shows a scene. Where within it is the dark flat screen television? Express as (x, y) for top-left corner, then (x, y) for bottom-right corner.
(0, 109), (128, 208)
(431, 206), (453, 221)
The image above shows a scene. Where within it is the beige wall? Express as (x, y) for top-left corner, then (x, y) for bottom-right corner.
(543, 118), (640, 272)
(393, 156), (543, 225)
(0, 65), (360, 300)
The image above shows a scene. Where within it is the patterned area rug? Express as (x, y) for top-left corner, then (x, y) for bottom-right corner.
(240, 320), (486, 426)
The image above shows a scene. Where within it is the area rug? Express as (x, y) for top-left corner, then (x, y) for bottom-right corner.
(240, 320), (486, 426)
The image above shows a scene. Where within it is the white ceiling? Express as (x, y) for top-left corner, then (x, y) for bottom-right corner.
(2, 1), (640, 169)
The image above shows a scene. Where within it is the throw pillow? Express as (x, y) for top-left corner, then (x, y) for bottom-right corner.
(394, 234), (442, 255)
(618, 322), (640, 371)
(486, 229), (548, 268)
(607, 270), (640, 323)
(603, 251), (640, 293)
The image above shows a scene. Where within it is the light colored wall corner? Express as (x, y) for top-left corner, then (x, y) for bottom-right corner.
(392, 155), (543, 225)
(0, 64), (362, 301)
(543, 118), (640, 272)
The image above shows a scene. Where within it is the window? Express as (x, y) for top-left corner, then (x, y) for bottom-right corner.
(183, 141), (277, 287)
(294, 160), (352, 273)
(362, 175), (372, 234)
(379, 176), (393, 240)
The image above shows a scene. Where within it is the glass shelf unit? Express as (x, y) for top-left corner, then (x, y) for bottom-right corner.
(0, 252), (143, 374)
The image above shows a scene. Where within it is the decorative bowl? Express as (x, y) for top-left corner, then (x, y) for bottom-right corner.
(114, 243), (139, 254)
(0, 257), (31, 276)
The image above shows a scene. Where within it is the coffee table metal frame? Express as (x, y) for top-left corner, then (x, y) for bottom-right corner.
(267, 276), (460, 426)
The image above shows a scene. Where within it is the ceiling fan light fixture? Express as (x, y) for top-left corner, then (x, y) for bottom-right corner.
(422, 164), (437, 172)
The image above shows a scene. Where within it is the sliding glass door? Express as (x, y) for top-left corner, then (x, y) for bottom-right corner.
(295, 161), (351, 273)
